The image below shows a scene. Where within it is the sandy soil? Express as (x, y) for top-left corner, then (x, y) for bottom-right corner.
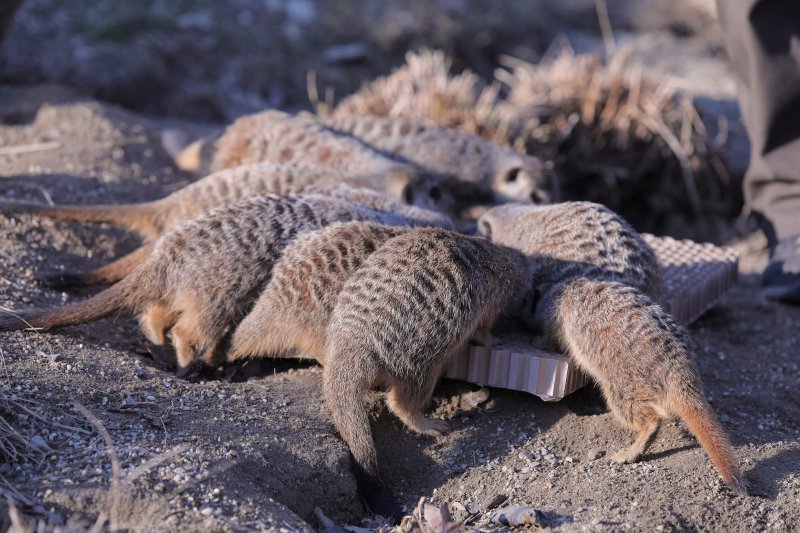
(0, 82), (798, 532)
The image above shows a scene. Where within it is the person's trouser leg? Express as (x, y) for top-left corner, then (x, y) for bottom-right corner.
(717, 0), (800, 302)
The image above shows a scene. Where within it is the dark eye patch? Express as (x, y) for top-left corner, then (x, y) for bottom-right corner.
(403, 186), (414, 205)
(505, 168), (521, 183)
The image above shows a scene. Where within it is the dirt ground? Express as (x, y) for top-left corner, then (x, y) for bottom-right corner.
(1, 2), (799, 532)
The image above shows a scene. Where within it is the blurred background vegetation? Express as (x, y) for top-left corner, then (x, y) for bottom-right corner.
(0, 0), (749, 241)
(1, 0), (728, 121)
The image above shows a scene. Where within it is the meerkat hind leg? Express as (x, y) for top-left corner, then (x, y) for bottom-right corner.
(469, 312), (497, 347)
(612, 418), (660, 464)
(386, 384), (449, 437)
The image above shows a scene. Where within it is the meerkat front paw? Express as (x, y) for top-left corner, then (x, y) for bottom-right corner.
(611, 449), (641, 464)
(417, 417), (449, 437)
(470, 329), (491, 347)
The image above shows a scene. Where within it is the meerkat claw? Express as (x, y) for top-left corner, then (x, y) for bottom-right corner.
(611, 449), (641, 464)
(419, 418), (449, 437)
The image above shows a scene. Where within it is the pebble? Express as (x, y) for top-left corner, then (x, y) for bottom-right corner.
(587, 449), (604, 460)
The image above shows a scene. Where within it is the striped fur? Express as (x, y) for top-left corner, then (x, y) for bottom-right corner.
(322, 229), (531, 518)
(2, 172), (453, 288)
(0, 194), (450, 373)
(227, 222), (409, 365)
(478, 202), (745, 493)
(321, 114), (551, 204)
(170, 109), (543, 211)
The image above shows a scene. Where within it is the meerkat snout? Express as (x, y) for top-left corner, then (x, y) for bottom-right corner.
(494, 153), (551, 205)
(478, 218), (493, 239)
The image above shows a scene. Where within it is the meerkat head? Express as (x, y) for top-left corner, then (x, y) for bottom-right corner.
(476, 203), (540, 246)
(491, 150), (553, 205)
(386, 165), (455, 214)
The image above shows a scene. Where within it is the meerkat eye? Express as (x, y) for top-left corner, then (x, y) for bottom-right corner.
(505, 167), (521, 183)
(429, 186), (442, 201)
(402, 185), (415, 205)
(478, 219), (492, 238)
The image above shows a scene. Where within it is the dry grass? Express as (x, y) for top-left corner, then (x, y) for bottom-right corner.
(495, 45), (737, 231)
(0, 394), (183, 532)
(323, 49), (504, 139)
(0, 392), (84, 532)
(328, 47), (740, 237)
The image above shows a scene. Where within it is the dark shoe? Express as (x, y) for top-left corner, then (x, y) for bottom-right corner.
(762, 234), (800, 304)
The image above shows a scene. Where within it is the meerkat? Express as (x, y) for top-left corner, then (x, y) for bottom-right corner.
(166, 109), (539, 210)
(166, 109), (407, 176)
(0, 193), (451, 374)
(477, 202), (746, 494)
(319, 114), (552, 205)
(1, 174), (453, 288)
(315, 228), (530, 520)
(226, 222), (409, 365)
(0, 162), (450, 241)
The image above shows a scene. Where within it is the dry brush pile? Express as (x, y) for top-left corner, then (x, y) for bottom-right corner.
(323, 48), (741, 238)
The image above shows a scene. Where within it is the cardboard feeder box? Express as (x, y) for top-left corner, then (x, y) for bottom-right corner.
(443, 235), (739, 401)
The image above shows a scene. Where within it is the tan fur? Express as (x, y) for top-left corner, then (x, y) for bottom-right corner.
(174, 110), (411, 176)
(0, 193), (451, 373)
(0, 163), (451, 238)
(478, 202), (745, 493)
(1, 169), (453, 288)
(171, 109), (536, 211)
(320, 114), (552, 204)
(227, 222), (409, 365)
(318, 229), (530, 518)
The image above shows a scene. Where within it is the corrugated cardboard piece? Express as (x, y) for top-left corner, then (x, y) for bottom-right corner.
(443, 235), (739, 401)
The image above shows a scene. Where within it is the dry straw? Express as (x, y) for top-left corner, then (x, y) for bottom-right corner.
(325, 48), (739, 235)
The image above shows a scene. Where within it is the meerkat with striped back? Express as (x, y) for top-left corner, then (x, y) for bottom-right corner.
(477, 202), (746, 494)
(320, 114), (552, 205)
(166, 109), (541, 210)
(227, 222), (409, 366)
(226, 222), (530, 519)
(0, 163), (452, 287)
(166, 109), (407, 176)
(0, 193), (451, 374)
(317, 228), (530, 520)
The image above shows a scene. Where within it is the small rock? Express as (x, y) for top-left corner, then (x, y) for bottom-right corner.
(30, 435), (52, 452)
(587, 449), (604, 461)
(483, 493), (508, 510)
(490, 506), (547, 527)
(322, 43), (369, 64)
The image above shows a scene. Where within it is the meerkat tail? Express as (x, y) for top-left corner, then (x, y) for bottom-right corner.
(0, 272), (143, 331)
(0, 200), (163, 239)
(37, 244), (155, 288)
(322, 350), (403, 522)
(670, 392), (747, 494)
